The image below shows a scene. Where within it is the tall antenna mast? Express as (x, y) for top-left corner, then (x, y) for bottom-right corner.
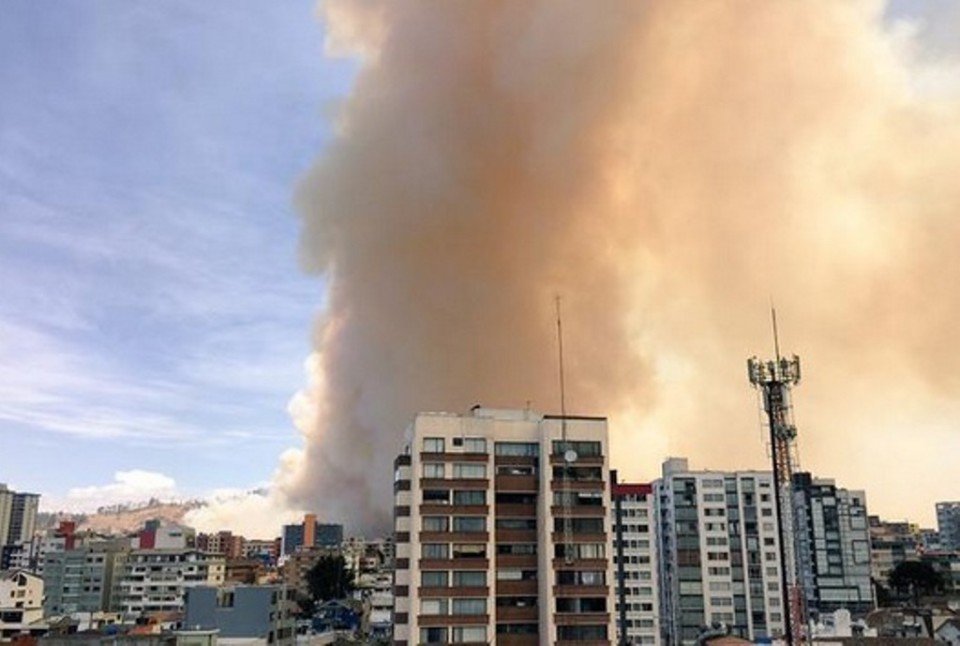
(748, 313), (807, 646)
(556, 295), (568, 434)
(772, 306), (781, 362)
(555, 295), (575, 563)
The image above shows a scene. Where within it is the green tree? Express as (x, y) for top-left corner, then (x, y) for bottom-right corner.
(305, 554), (354, 603)
(888, 560), (944, 604)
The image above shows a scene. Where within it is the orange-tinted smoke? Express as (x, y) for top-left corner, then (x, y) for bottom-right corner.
(289, 0), (960, 532)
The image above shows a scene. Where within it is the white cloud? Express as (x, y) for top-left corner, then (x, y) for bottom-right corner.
(54, 470), (180, 512)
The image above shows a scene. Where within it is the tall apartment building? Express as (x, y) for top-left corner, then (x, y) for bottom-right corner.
(116, 548), (225, 618)
(0, 485), (40, 548)
(792, 473), (873, 616)
(42, 539), (129, 616)
(936, 502), (960, 552)
(393, 407), (615, 646)
(611, 472), (660, 646)
(655, 458), (785, 645)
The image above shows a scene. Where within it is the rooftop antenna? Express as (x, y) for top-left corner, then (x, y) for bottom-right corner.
(555, 295), (575, 562)
(556, 295), (568, 434)
(772, 304), (781, 362)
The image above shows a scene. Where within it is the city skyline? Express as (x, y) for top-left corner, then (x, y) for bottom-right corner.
(2, 1), (960, 535)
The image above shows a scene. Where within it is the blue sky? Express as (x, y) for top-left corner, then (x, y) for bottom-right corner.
(0, 1), (355, 508)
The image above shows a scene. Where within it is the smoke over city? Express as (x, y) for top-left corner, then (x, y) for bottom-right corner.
(281, 1), (960, 533)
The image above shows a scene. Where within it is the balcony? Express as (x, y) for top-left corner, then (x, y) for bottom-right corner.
(497, 635), (539, 646)
(496, 605), (538, 621)
(550, 505), (606, 518)
(550, 479), (605, 492)
(494, 455), (538, 467)
(420, 478), (489, 490)
(418, 586), (489, 598)
(551, 558), (607, 570)
(420, 531), (490, 543)
(495, 528), (537, 543)
(495, 580), (538, 595)
(495, 475), (538, 492)
(553, 584), (608, 597)
(496, 554), (537, 568)
(420, 452), (488, 463)
(554, 611), (610, 625)
(417, 614), (489, 626)
(550, 454), (603, 467)
(495, 504), (537, 518)
(420, 504), (488, 516)
(418, 558), (490, 571)
(550, 532), (607, 543)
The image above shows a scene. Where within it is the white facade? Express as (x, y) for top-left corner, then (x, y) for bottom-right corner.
(656, 458), (785, 646)
(117, 549), (225, 618)
(393, 407), (615, 646)
(611, 478), (660, 645)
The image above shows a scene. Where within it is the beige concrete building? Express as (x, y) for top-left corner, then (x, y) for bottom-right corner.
(392, 407), (615, 646)
(116, 549), (225, 619)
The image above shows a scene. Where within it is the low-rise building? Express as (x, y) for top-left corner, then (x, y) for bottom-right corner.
(43, 540), (129, 617)
(869, 516), (919, 584)
(116, 549), (225, 619)
(0, 569), (45, 640)
(183, 584), (295, 646)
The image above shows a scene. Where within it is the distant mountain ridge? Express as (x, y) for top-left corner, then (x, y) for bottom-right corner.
(38, 499), (205, 535)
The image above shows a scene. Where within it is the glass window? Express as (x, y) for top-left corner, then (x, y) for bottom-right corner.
(452, 463), (486, 479)
(552, 440), (601, 457)
(422, 544), (449, 559)
(423, 489), (450, 504)
(420, 598), (448, 615)
(462, 438), (486, 453)
(422, 516), (449, 532)
(453, 516), (485, 532)
(494, 442), (539, 456)
(421, 571), (448, 587)
(452, 544), (486, 559)
(419, 627), (447, 643)
(451, 598), (487, 615)
(452, 626), (487, 642)
(422, 463), (445, 478)
(452, 571), (486, 586)
(423, 437), (445, 453)
(453, 490), (486, 505)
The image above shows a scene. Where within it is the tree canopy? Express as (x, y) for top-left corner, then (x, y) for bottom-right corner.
(888, 560), (944, 603)
(305, 554), (354, 603)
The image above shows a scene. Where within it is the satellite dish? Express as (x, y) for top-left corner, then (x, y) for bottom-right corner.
(564, 449), (578, 464)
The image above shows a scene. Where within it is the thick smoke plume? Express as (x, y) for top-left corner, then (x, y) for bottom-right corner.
(285, 1), (960, 533)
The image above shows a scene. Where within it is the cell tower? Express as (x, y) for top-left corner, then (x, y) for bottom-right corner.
(747, 310), (807, 646)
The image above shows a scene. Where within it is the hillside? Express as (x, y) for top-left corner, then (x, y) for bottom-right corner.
(39, 500), (205, 535)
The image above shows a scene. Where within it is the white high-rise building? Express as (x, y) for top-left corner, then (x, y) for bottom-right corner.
(611, 473), (660, 646)
(393, 407), (615, 646)
(655, 458), (785, 646)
